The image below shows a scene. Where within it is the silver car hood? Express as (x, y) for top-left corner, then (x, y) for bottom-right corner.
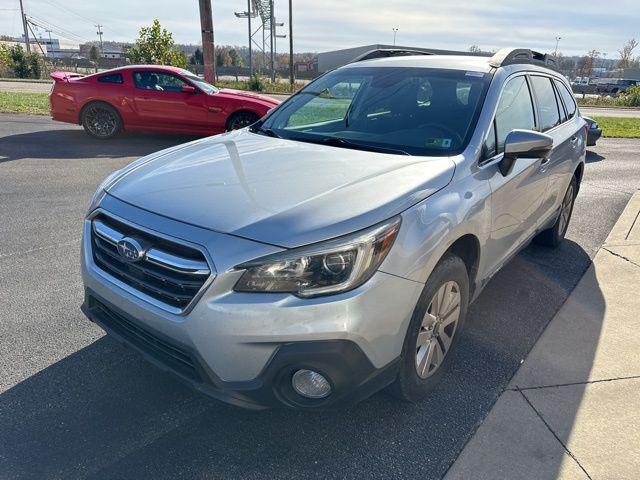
(107, 130), (456, 248)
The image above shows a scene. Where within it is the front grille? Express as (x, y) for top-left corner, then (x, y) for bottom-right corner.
(88, 296), (202, 383)
(90, 213), (211, 311)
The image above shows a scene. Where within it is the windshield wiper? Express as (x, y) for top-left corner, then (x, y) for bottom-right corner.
(250, 124), (282, 138)
(315, 136), (410, 156)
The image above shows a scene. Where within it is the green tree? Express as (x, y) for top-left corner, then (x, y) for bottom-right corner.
(8, 45), (31, 78)
(126, 19), (187, 68)
(215, 46), (232, 67)
(28, 52), (43, 78)
(89, 45), (100, 72)
(0, 44), (11, 76)
(228, 48), (244, 67)
(189, 47), (203, 65)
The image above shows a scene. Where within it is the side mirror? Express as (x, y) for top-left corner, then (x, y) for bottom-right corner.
(500, 129), (553, 176)
(181, 85), (197, 94)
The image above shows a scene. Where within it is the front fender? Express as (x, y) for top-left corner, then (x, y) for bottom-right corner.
(379, 172), (492, 291)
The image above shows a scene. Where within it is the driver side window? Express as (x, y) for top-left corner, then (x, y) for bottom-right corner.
(133, 71), (188, 92)
(484, 76), (536, 157)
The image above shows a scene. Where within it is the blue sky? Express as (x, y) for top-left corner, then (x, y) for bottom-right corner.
(2, 0), (639, 57)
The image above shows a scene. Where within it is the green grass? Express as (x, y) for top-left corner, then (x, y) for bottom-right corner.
(591, 116), (640, 138)
(0, 91), (49, 115)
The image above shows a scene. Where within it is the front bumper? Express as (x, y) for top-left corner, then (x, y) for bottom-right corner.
(80, 198), (423, 409)
(82, 290), (401, 409)
(587, 127), (602, 146)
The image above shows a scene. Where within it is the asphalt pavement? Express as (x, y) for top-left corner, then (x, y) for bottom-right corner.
(1, 114), (639, 479)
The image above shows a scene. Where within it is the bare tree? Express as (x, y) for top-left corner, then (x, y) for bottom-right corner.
(468, 45), (481, 53)
(577, 50), (600, 78)
(618, 39), (639, 69)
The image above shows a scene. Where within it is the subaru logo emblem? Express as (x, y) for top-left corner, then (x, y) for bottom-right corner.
(117, 237), (145, 262)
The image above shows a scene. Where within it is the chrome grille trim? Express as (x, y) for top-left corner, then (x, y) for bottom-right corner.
(93, 220), (210, 276)
(89, 211), (215, 314)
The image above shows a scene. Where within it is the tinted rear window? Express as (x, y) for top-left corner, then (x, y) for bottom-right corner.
(530, 76), (560, 132)
(554, 79), (577, 119)
(97, 73), (123, 84)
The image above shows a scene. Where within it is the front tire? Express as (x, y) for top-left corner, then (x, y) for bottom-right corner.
(388, 254), (469, 403)
(226, 111), (260, 131)
(81, 102), (122, 139)
(534, 175), (578, 248)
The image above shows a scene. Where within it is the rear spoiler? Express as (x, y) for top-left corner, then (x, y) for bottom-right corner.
(50, 71), (84, 82)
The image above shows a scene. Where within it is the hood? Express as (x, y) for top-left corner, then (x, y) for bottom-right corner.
(218, 88), (280, 105)
(107, 130), (455, 248)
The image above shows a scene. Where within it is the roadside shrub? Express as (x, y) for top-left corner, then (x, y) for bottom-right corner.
(618, 85), (640, 107)
(2, 45), (44, 79)
(248, 73), (266, 92)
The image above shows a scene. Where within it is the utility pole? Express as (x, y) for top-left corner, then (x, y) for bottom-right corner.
(199, 0), (216, 83)
(248, 0), (252, 78)
(289, 0), (293, 87)
(270, 0), (275, 82)
(554, 36), (561, 57)
(46, 29), (52, 47)
(235, 1), (253, 78)
(19, 0), (30, 53)
(95, 24), (104, 51)
(392, 27), (398, 46)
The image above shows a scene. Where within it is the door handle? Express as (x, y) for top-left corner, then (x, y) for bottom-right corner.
(570, 135), (579, 145)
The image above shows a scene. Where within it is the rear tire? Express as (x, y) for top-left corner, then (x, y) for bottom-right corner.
(534, 175), (578, 248)
(81, 102), (122, 139)
(388, 254), (469, 403)
(226, 111), (260, 131)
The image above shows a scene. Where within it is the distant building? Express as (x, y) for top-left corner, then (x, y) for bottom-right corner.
(2, 39), (47, 56)
(47, 48), (83, 59)
(101, 50), (123, 59)
(14, 34), (60, 51)
(317, 44), (488, 72)
(622, 68), (640, 81)
(294, 58), (318, 74)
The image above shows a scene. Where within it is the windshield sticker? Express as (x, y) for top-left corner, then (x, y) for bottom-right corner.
(465, 71), (484, 77)
(426, 138), (452, 149)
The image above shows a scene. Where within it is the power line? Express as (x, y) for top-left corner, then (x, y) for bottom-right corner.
(26, 14), (91, 44)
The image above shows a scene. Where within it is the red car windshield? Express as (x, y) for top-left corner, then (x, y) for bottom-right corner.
(181, 71), (218, 94)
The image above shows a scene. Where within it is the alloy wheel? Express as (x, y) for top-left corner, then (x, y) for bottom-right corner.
(415, 280), (461, 379)
(230, 113), (257, 130)
(558, 184), (574, 236)
(84, 106), (117, 138)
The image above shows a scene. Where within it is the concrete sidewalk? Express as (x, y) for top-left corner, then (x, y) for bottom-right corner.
(445, 191), (640, 480)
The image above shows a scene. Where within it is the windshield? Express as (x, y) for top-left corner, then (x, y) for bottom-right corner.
(181, 71), (218, 94)
(257, 66), (490, 156)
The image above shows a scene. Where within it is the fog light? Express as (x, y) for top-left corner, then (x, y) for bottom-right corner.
(291, 369), (332, 399)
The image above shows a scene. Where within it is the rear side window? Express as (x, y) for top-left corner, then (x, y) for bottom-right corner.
(554, 85), (567, 123)
(97, 73), (123, 84)
(492, 76), (536, 155)
(530, 76), (560, 131)
(554, 80), (577, 119)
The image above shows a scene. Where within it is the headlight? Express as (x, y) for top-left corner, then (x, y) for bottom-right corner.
(234, 216), (401, 297)
(86, 169), (122, 215)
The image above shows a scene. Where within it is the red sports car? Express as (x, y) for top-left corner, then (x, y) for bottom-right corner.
(50, 65), (280, 139)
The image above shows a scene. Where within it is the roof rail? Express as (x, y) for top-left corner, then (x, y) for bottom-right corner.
(350, 48), (434, 64)
(489, 48), (558, 71)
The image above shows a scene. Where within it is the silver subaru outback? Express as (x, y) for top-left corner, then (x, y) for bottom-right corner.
(81, 48), (586, 409)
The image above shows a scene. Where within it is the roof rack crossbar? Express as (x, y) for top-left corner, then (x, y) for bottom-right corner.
(350, 49), (435, 64)
(489, 48), (558, 71)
